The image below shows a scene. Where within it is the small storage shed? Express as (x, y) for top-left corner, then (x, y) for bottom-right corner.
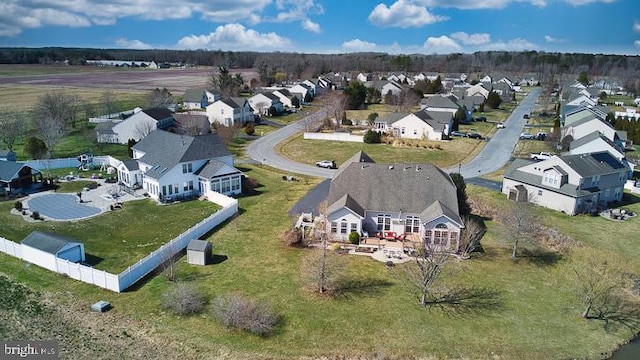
(186, 239), (212, 265)
(21, 231), (86, 271)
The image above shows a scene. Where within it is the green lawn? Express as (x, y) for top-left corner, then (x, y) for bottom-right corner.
(277, 133), (487, 169)
(0, 197), (220, 273)
(2, 165), (639, 359)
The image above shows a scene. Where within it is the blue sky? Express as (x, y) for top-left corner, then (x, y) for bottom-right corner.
(0, 0), (638, 55)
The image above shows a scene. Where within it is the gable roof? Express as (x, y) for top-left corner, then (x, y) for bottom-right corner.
(274, 88), (293, 97)
(142, 107), (174, 121)
(187, 239), (211, 252)
(0, 162), (39, 183)
(21, 231), (81, 254)
(424, 95), (461, 109)
(328, 193), (365, 218)
(410, 110), (452, 131)
(133, 130), (231, 179)
(560, 151), (626, 177)
(194, 160), (241, 179)
(327, 160), (460, 223)
(420, 200), (463, 226)
(182, 89), (208, 103)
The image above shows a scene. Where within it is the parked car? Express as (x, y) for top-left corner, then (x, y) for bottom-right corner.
(474, 116), (487, 122)
(519, 132), (535, 140)
(316, 160), (336, 169)
(530, 152), (552, 161)
(450, 130), (468, 137)
(497, 122), (505, 128)
(467, 133), (484, 140)
(536, 132), (549, 140)
(523, 114), (530, 119)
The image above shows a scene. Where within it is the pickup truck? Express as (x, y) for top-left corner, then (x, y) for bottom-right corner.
(530, 152), (552, 161)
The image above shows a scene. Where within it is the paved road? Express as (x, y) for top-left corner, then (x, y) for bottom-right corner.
(445, 87), (542, 178)
(246, 111), (335, 178)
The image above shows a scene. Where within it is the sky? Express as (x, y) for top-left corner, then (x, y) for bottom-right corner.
(0, 0), (639, 55)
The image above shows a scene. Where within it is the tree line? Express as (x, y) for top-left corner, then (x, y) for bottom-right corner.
(0, 47), (638, 93)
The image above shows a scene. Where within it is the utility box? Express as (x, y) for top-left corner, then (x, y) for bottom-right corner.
(91, 300), (111, 312)
(186, 239), (212, 265)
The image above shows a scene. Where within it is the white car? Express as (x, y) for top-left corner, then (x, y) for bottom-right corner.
(497, 122), (505, 128)
(316, 160), (336, 169)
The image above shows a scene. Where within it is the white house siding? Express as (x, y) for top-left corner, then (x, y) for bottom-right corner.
(111, 114), (157, 143)
(328, 208), (363, 240)
(363, 211), (404, 236)
(207, 173), (242, 196)
(502, 178), (580, 215)
(391, 115), (442, 140)
(273, 91), (294, 108)
(422, 215), (461, 251)
(206, 102), (234, 126)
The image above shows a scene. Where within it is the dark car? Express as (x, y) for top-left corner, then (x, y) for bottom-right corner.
(523, 114), (530, 119)
(467, 133), (484, 140)
(474, 116), (487, 122)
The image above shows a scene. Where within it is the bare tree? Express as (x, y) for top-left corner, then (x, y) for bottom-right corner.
(213, 123), (241, 146)
(134, 120), (156, 140)
(148, 87), (173, 108)
(400, 244), (450, 307)
(0, 109), (26, 150)
(504, 201), (539, 260)
(458, 216), (486, 259)
(101, 90), (117, 116)
(395, 88), (420, 113)
(36, 92), (81, 128)
(32, 114), (64, 158)
(322, 90), (347, 127)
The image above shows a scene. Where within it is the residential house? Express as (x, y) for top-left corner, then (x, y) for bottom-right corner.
(0, 161), (42, 194)
(391, 110), (452, 140)
(248, 92), (284, 115)
(502, 151), (628, 215)
(96, 107), (175, 144)
(492, 82), (514, 102)
(373, 113), (406, 133)
(325, 151), (464, 250)
(302, 79), (323, 95)
(357, 73), (373, 82)
(0, 149), (17, 162)
(466, 83), (490, 99)
(562, 115), (616, 144)
(272, 88), (296, 108)
(420, 95), (469, 120)
(614, 108), (640, 121)
(119, 129), (242, 202)
(381, 81), (404, 97)
(206, 98), (253, 126)
(182, 89), (218, 110)
(567, 132), (626, 164)
(289, 83), (313, 102)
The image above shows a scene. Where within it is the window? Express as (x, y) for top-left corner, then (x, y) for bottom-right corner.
(619, 172), (626, 183)
(538, 189), (543, 196)
(401, 127), (405, 135)
(405, 216), (420, 233)
(174, 184), (179, 194)
(591, 175), (600, 186)
(188, 181), (194, 190)
(543, 171), (558, 186)
(162, 185), (167, 196)
(183, 182), (188, 191)
(433, 223), (448, 246)
(350, 223), (358, 233)
(605, 188), (610, 198)
(614, 187), (621, 198)
(182, 163), (193, 173)
(330, 222), (337, 233)
(413, 129), (418, 135)
(377, 214), (391, 231)
(231, 177), (241, 191)
(221, 178), (231, 193)
(168, 185), (173, 195)
(211, 180), (221, 193)
(340, 220), (348, 234)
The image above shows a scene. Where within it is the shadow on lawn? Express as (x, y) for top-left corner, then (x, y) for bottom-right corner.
(334, 277), (394, 299)
(82, 253), (103, 266)
(427, 286), (506, 317)
(519, 248), (563, 266)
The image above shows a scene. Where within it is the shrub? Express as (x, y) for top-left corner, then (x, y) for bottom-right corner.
(14, 201), (23, 211)
(341, 118), (352, 126)
(245, 122), (255, 136)
(212, 294), (279, 336)
(31, 211), (40, 220)
(363, 130), (381, 144)
(282, 228), (306, 248)
(162, 283), (208, 316)
(242, 176), (260, 195)
(348, 231), (360, 245)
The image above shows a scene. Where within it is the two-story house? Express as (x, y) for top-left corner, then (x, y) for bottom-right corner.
(502, 151), (628, 215)
(117, 129), (243, 202)
(391, 110), (452, 140)
(205, 98), (253, 126)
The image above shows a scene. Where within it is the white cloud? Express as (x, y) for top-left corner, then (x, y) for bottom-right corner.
(544, 35), (566, 43)
(176, 23), (292, 51)
(634, 21), (640, 33)
(635, 40), (640, 48)
(0, 0), (322, 36)
(116, 38), (153, 50)
(419, 0), (615, 9)
(342, 39), (379, 52)
(451, 32), (491, 45)
(423, 36), (462, 53)
(368, 1), (448, 28)
(302, 19), (321, 33)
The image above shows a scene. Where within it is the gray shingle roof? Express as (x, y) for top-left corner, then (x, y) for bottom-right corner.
(142, 107), (174, 121)
(412, 110), (452, 131)
(0, 162), (39, 182)
(187, 239), (211, 252)
(95, 121), (116, 134)
(133, 130), (231, 180)
(182, 89), (207, 103)
(21, 231), (81, 254)
(194, 160), (240, 179)
(327, 194), (365, 217)
(424, 95), (461, 109)
(569, 131), (620, 153)
(328, 157), (460, 223)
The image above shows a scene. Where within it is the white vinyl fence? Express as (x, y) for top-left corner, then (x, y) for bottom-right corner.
(0, 194), (238, 293)
(303, 132), (364, 143)
(19, 155), (120, 171)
